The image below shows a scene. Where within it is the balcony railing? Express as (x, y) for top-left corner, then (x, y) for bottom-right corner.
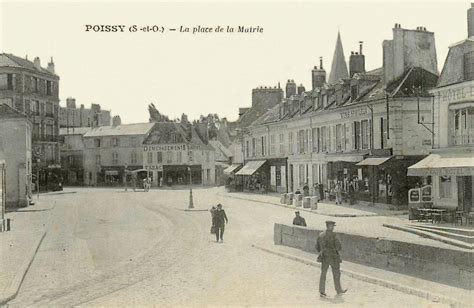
(453, 132), (474, 146)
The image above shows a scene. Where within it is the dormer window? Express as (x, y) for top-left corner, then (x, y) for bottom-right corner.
(463, 51), (474, 81)
(351, 85), (358, 100)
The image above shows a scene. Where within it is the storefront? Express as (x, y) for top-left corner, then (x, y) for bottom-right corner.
(162, 164), (202, 186)
(235, 160), (268, 192)
(224, 164), (243, 191)
(408, 149), (474, 212)
(267, 158), (287, 193)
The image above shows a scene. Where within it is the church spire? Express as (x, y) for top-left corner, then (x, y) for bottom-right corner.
(328, 31), (349, 84)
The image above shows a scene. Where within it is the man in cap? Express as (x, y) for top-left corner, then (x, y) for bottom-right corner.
(316, 220), (347, 297)
(292, 211), (307, 227)
(212, 203), (228, 242)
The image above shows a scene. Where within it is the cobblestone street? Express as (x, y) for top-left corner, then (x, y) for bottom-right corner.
(7, 187), (448, 307)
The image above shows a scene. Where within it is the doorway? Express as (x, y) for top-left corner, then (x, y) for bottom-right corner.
(457, 176), (473, 212)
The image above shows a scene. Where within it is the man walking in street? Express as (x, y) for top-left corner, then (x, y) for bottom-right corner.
(292, 211), (307, 227)
(212, 203), (228, 242)
(316, 220), (347, 297)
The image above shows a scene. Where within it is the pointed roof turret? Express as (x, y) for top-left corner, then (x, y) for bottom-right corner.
(328, 32), (349, 84)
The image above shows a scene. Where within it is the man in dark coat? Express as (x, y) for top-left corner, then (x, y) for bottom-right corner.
(292, 211), (307, 227)
(212, 204), (228, 242)
(316, 221), (347, 297)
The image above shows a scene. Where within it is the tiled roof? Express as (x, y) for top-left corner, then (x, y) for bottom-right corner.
(84, 123), (155, 137)
(0, 54), (58, 77)
(250, 66), (438, 127)
(209, 140), (232, 161)
(0, 103), (26, 118)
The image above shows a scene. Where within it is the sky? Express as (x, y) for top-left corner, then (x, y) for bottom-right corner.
(0, 1), (470, 124)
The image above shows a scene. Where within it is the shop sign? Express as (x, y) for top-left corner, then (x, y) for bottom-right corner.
(422, 139), (432, 146)
(145, 165), (163, 171)
(435, 84), (474, 104)
(144, 144), (187, 152)
(340, 108), (367, 120)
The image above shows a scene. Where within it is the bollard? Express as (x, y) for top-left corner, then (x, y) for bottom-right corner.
(293, 194), (302, 207)
(310, 196), (318, 210)
(303, 197), (311, 208)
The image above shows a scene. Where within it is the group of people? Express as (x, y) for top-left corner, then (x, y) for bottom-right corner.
(295, 180), (357, 206)
(293, 211), (348, 297)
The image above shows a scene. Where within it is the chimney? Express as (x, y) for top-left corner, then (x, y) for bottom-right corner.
(66, 97), (76, 109)
(112, 115), (122, 126)
(297, 84), (305, 95)
(47, 57), (55, 74)
(285, 79), (297, 98)
(468, 3), (474, 37)
(311, 57), (327, 90)
(33, 57), (41, 70)
(349, 42), (365, 77)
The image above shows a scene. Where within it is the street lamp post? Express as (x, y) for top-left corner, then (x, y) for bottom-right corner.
(36, 158), (40, 199)
(188, 166), (194, 209)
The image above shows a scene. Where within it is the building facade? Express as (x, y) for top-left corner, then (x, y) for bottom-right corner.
(59, 97), (112, 128)
(238, 24), (439, 206)
(0, 104), (32, 207)
(409, 5), (474, 213)
(0, 54), (61, 191)
(59, 127), (91, 186)
(142, 122), (216, 187)
(83, 123), (155, 186)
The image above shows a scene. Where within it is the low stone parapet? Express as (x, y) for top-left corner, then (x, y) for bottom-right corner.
(274, 223), (473, 289)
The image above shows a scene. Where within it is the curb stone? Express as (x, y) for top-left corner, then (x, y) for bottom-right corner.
(0, 231), (47, 305)
(252, 244), (467, 308)
(383, 223), (473, 250)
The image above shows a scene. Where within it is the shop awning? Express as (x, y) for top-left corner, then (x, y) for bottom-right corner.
(356, 157), (392, 166)
(235, 160), (266, 176)
(224, 164), (241, 174)
(325, 153), (367, 163)
(105, 170), (119, 175)
(407, 151), (474, 176)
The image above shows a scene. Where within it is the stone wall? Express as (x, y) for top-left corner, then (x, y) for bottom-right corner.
(274, 223), (473, 289)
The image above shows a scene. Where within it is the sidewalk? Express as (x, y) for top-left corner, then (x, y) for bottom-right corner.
(0, 197), (52, 304)
(219, 189), (408, 217)
(252, 241), (471, 307)
(217, 188), (471, 251)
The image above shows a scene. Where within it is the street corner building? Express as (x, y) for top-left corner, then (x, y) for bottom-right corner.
(82, 122), (156, 186)
(0, 104), (32, 208)
(0, 53), (61, 193)
(142, 121), (216, 187)
(234, 24), (441, 206)
(408, 5), (474, 215)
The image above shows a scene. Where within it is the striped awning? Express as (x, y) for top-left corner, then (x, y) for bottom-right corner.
(224, 164), (241, 174)
(235, 160), (266, 176)
(356, 157), (392, 166)
(408, 151), (474, 176)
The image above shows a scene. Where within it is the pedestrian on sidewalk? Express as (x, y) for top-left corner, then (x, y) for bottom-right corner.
(303, 182), (310, 197)
(292, 211), (307, 227)
(318, 183), (325, 201)
(212, 203), (228, 242)
(316, 220), (347, 297)
(348, 180), (356, 205)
